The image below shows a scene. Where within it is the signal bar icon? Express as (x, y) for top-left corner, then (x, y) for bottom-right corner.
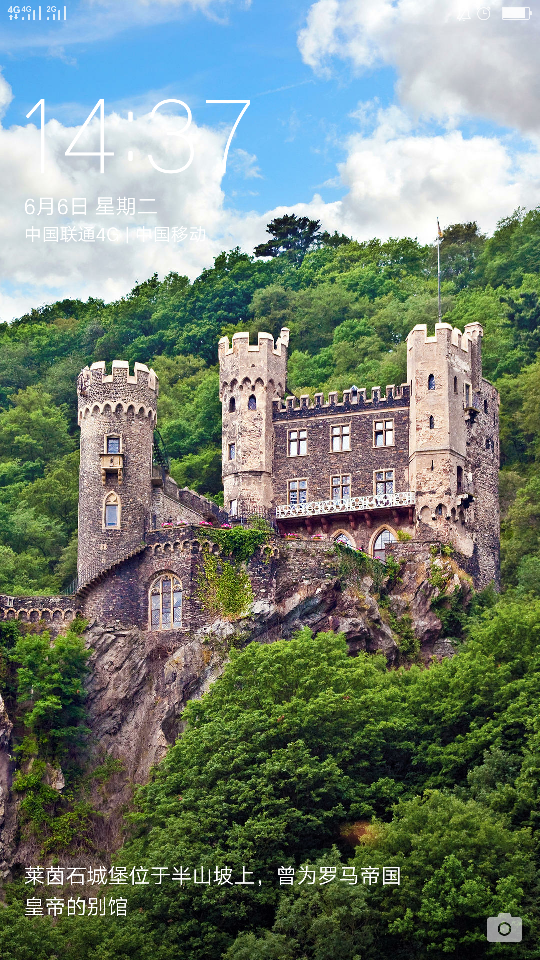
(502, 6), (532, 17)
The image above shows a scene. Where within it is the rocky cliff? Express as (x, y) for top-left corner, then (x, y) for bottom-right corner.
(1, 540), (470, 870)
(82, 541), (467, 785)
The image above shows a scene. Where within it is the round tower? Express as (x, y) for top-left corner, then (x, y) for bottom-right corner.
(218, 328), (289, 514)
(76, 360), (158, 580)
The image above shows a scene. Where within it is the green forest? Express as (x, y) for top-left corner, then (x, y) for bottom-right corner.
(1, 210), (540, 957)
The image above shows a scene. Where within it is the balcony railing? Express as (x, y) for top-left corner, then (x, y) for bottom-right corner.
(276, 491), (415, 520)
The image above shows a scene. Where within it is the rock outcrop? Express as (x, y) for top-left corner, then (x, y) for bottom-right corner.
(0, 694), (14, 879)
(83, 543), (470, 787)
(0, 542), (471, 870)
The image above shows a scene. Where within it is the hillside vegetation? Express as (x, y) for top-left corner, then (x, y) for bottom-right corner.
(1, 210), (540, 594)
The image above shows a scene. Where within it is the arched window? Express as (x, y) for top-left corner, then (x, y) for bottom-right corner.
(429, 415), (434, 429)
(428, 374), (435, 390)
(248, 394), (257, 410)
(372, 528), (396, 561)
(334, 532), (354, 549)
(149, 574), (182, 630)
(103, 492), (120, 529)
(229, 397), (236, 413)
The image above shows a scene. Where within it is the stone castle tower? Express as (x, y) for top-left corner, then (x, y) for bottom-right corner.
(218, 328), (289, 513)
(76, 361), (158, 580)
(407, 321), (483, 505)
(407, 322), (500, 585)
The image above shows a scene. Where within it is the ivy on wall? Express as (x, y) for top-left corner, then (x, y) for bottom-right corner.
(198, 548), (254, 620)
(201, 524), (269, 562)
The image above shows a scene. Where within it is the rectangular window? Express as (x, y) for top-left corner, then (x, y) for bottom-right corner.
(331, 424), (351, 452)
(457, 466), (463, 493)
(375, 470), (394, 496)
(105, 503), (118, 527)
(288, 429), (307, 456)
(229, 499), (238, 517)
(465, 383), (471, 407)
(374, 419), (394, 447)
(228, 442), (236, 460)
(288, 478), (307, 505)
(332, 475), (351, 500)
(106, 436), (120, 454)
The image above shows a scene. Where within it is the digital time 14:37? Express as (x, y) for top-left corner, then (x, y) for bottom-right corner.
(26, 98), (250, 174)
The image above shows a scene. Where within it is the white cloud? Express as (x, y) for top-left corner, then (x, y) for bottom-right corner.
(298, 0), (540, 133)
(229, 148), (263, 179)
(336, 108), (540, 241)
(248, 108), (540, 248)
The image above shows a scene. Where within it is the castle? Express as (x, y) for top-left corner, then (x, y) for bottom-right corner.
(0, 320), (499, 637)
(220, 322), (499, 587)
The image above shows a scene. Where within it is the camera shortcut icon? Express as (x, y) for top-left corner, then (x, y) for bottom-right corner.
(486, 913), (522, 942)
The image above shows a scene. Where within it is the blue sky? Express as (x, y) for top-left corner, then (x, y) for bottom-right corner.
(0, 0), (539, 317)
(1, 0), (397, 214)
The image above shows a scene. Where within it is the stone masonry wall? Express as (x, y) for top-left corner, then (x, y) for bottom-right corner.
(272, 390), (410, 507)
(77, 362), (158, 578)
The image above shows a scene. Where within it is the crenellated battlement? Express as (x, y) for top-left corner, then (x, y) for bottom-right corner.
(77, 361), (159, 406)
(272, 383), (410, 419)
(407, 321), (483, 356)
(219, 327), (289, 403)
(218, 327), (290, 360)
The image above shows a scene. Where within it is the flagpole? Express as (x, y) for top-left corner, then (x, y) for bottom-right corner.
(437, 237), (441, 323)
(436, 217), (442, 323)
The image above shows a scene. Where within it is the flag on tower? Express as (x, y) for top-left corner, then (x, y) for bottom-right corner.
(437, 218), (444, 239)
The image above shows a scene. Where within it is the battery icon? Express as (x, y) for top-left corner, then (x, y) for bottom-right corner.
(502, 6), (532, 17)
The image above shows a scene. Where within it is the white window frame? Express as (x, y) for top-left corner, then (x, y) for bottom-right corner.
(330, 423), (351, 453)
(287, 478), (308, 505)
(288, 428), (307, 457)
(374, 469), (394, 496)
(103, 491), (120, 530)
(373, 419), (394, 447)
(104, 434), (122, 454)
(331, 474), (351, 500)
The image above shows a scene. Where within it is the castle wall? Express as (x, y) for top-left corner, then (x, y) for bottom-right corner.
(82, 542), (201, 631)
(0, 596), (80, 636)
(271, 387), (410, 507)
(276, 514), (416, 553)
(80, 529), (278, 633)
(460, 379), (500, 587)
